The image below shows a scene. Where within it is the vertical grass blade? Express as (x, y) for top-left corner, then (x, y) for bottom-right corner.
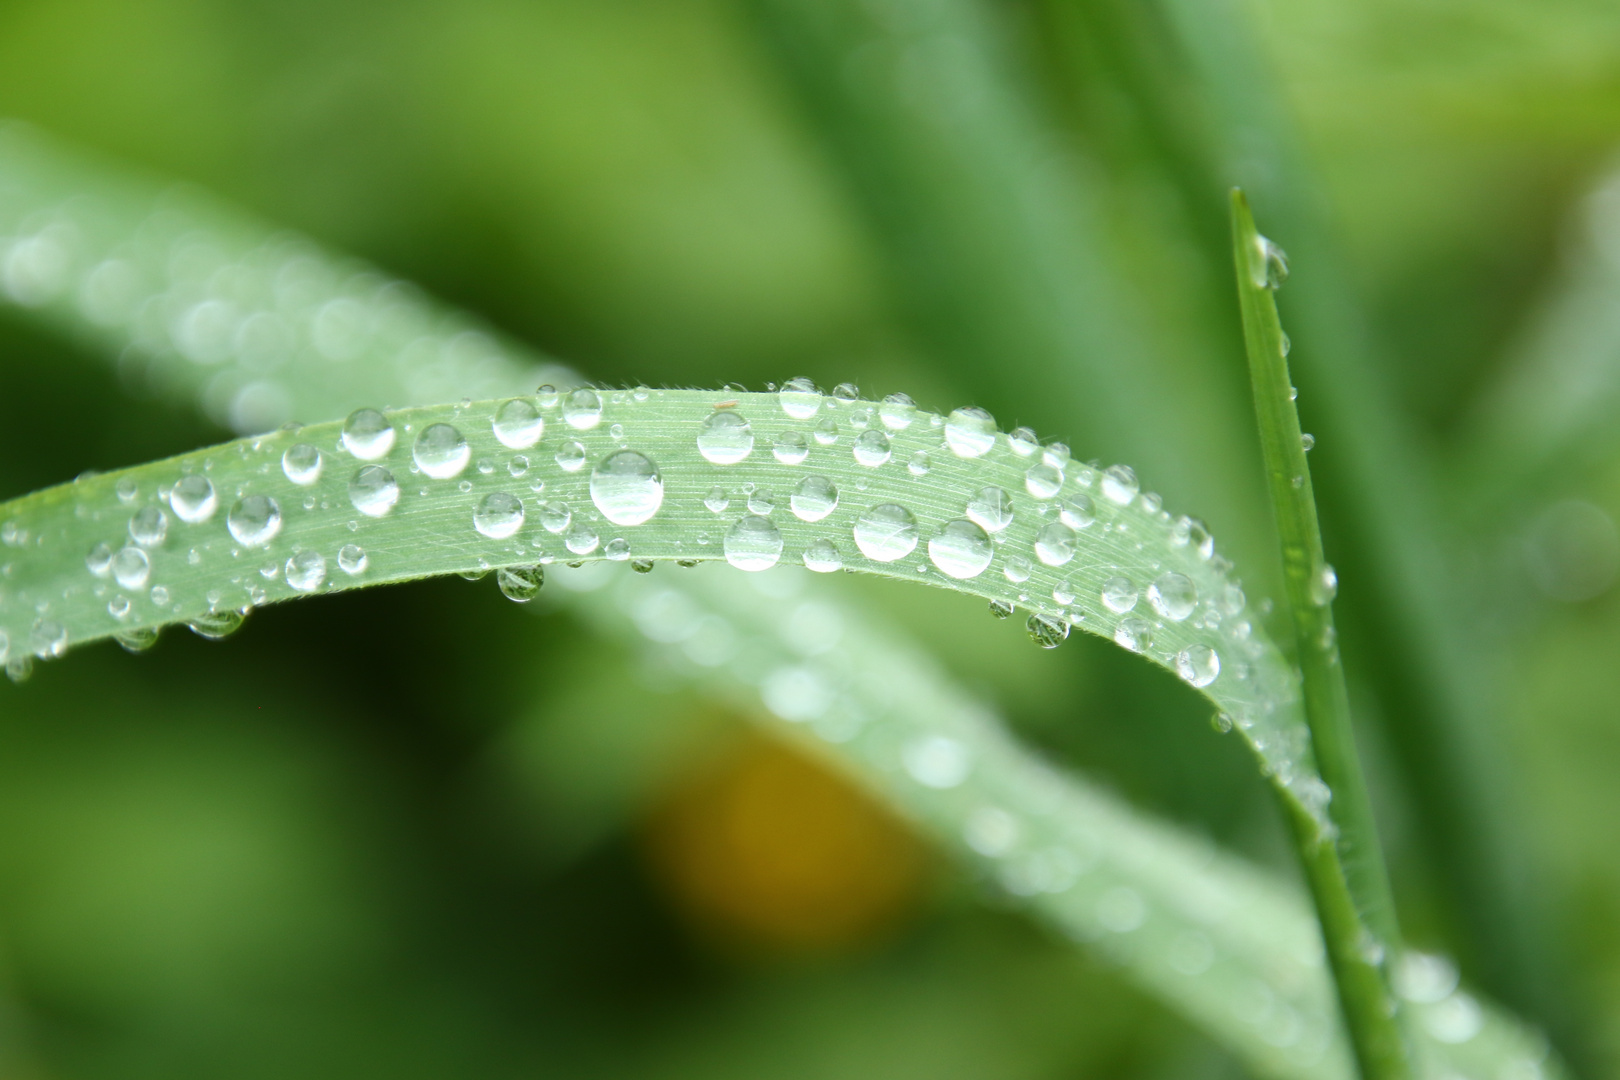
(1231, 189), (1412, 1080)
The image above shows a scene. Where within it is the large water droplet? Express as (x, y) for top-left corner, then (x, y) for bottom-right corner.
(538, 501), (572, 533)
(1101, 576), (1138, 613)
(878, 392), (915, 430)
(562, 388), (603, 430)
(1024, 464), (1062, 500)
(286, 549), (327, 592)
(854, 503), (918, 562)
(348, 467), (399, 518)
(773, 431), (809, 464)
(590, 449), (663, 526)
(189, 609), (244, 639)
(965, 486), (1014, 533)
(944, 406), (996, 458)
(1114, 617), (1152, 653)
(564, 523), (599, 555)
(697, 410), (754, 464)
(338, 544), (368, 574)
(1310, 564), (1338, 605)
(1175, 644), (1220, 687)
(790, 475), (839, 522)
(128, 506), (168, 547)
(803, 538), (843, 573)
(493, 398), (544, 448)
(228, 495), (283, 546)
(778, 377), (822, 419)
(1101, 464), (1139, 505)
(474, 492), (525, 538)
(86, 541), (114, 578)
(1027, 614), (1069, 649)
(498, 565), (544, 601)
(1034, 522), (1077, 566)
(1147, 572), (1196, 621)
(928, 520), (993, 579)
(282, 443), (323, 486)
(413, 423), (470, 479)
(171, 475), (218, 524)
(342, 408), (395, 460)
(724, 515), (783, 571)
(852, 429), (891, 466)
(1060, 494), (1095, 529)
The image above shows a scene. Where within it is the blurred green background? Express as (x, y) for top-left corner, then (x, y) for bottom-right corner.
(2, 0), (1620, 1077)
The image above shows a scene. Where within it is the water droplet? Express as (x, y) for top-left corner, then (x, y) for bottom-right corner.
(536, 384), (559, 408)
(1170, 516), (1214, 559)
(1052, 579), (1076, 605)
(854, 504), (918, 562)
(703, 487), (730, 513)
(590, 449), (664, 525)
(562, 388), (603, 429)
(1007, 427), (1038, 457)
(493, 398), (544, 448)
(929, 520), (993, 579)
(988, 599), (1014, 619)
(474, 492), (525, 538)
(1027, 614), (1069, 649)
(852, 429), (891, 466)
(748, 490), (775, 515)
(813, 416), (838, 445)
(1042, 443), (1071, 469)
(604, 537), (631, 561)
(1034, 522), (1077, 566)
(832, 382), (859, 402)
(29, 619), (66, 659)
(342, 408), (395, 460)
(115, 626), (159, 653)
(1114, 617), (1152, 652)
(564, 523), (600, 555)
(878, 392), (915, 430)
(189, 609), (244, 639)
(1102, 576), (1138, 613)
(128, 505), (168, 547)
(1059, 495), (1095, 529)
(957, 489), (1010, 535)
(724, 515), (783, 571)
(908, 451), (931, 476)
(697, 410), (754, 464)
(282, 443), (323, 486)
(789, 475), (839, 521)
(1025, 463), (1062, 499)
(779, 377), (822, 419)
(348, 467), (399, 518)
(1280, 331), (1292, 357)
(1003, 555), (1031, 583)
(903, 736), (969, 788)
(508, 456), (530, 478)
(115, 478), (138, 504)
(86, 541), (114, 578)
(412, 423), (470, 479)
(286, 549), (327, 592)
(170, 475), (219, 524)
(338, 544), (368, 574)
(538, 501), (572, 533)
(5, 656), (33, 683)
(1175, 644), (1220, 687)
(1148, 572), (1197, 621)
(1310, 564), (1338, 605)
(767, 431), (809, 465)
(1301, 432), (1315, 451)
(944, 406), (996, 458)
(227, 495), (283, 546)
(108, 595), (132, 619)
(1253, 234), (1289, 290)
(498, 565), (544, 601)
(555, 440), (587, 472)
(1101, 464), (1139, 505)
(150, 585), (171, 606)
(631, 558), (655, 574)
(803, 538), (843, 572)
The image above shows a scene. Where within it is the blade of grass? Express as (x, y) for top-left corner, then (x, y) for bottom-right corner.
(1232, 189), (1412, 1080)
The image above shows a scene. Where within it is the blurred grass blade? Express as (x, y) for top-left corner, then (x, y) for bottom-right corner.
(1233, 189), (1411, 1080)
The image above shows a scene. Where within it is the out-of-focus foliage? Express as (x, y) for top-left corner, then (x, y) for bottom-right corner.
(1, 0), (1619, 1078)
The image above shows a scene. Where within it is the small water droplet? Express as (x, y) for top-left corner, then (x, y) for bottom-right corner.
(1147, 572), (1197, 621)
(282, 443), (323, 486)
(944, 406), (996, 458)
(474, 492), (525, 538)
(831, 382), (859, 402)
(1034, 522), (1077, 566)
(813, 416), (838, 445)
(498, 565), (544, 601)
(492, 398), (544, 448)
(150, 585), (171, 606)
(413, 423), (470, 479)
(1102, 576), (1138, 613)
(555, 440), (587, 472)
(108, 594), (132, 619)
(631, 558), (655, 573)
(854, 503), (918, 562)
(338, 544), (368, 574)
(127, 505), (168, 547)
(115, 478), (139, 504)
(564, 523), (599, 555)
(1101, 464), (1139, 505)
(790, 475), (839, 521)
(286, 549), (327, 592)
(852, 429), (891, 466)
(747, 490), (775, 515)
(1289, 385), (1299, 401)
(725, 515), (784, 571)
(1253, 234), (1289, 290)
(1026, 614), (1069, 649)
(5, 656), (33, 683)
(30, 619), (66, 659)
(1176, 644), (1220, 687)
(1170, 516), (1214, 559)
(1042, 443), (1071, 469)
(772, 431), (809, 465)
(965, 486), (1014, 533)
(878, 392), (915, 430)
(928, 520), (993, 579)
(1301, 432), (1315, 451)
(536, 384), (559, 408)
(907, 451), (931, 476)
(1280, 331), (1292, 357)
(1114, 617), (1152, 652)
(1310, 564), (1338, 605)
(189, 608), (245, 639)
(1024, 463), (1062, 499)
(779, 376), (822, 419)
(1052, 579), (1076, 605)
(562, 388), (603, 430)
(802, 538), (843, 572)
(609, 423), (625, 441)
(603, 537), (631, 561)
(1007, 427), (1038, 457)
(703, 487), (730, 513)
(171, 475), (218, 523)
(508, 455), (530, 478)
(1003, 555), (1031, 583)
(348, 467), (399, 518)
(988, 599), (1014, 619)
(342, 408), (395, 460)
(590, 450), (663, 525)
(1059, 494), (1095, 529)
(538, 501), (572, 533)
(228, 495), (283, 546)
(86, 541), (114, 578)
(115, 626), (159, 653)
(697, 410), (754, 464)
